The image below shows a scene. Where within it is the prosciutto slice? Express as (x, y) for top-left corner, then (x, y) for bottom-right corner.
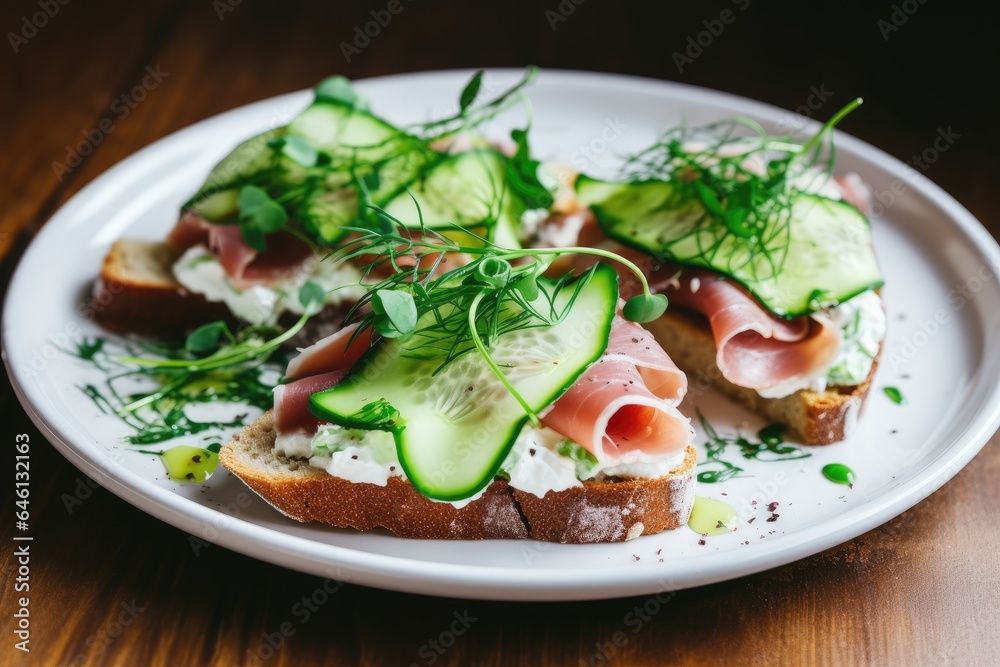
(540, 314), (693, 461)
(658, 269), (840, 394)
(572, 241), (842, 396)
(167, 212), (313, 288)
(274, 324), (373, 434)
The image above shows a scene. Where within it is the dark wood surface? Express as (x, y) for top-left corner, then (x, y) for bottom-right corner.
(2, 1), (997, 665)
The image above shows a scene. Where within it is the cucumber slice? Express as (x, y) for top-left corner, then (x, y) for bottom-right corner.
(380, 149), (525, 248)
(309, 264), (619, 501)
(577, 176), (884, 317)
(185, 100), (436, 243)
(185, 127), (285, 220)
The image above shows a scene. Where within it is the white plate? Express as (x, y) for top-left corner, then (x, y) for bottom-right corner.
(5, 70), (1000, 601)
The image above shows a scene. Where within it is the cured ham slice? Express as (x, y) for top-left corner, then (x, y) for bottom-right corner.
(167, 212), (313, 288)
(659, 269), (840, 394)
(274, 370), (352, 435)
(275, 324), (374, 434)
(285, 323), (372, 380)
(572, 242), (842, 396)
(541, 314), (693, 461)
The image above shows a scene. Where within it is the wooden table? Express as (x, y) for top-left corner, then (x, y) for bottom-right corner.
(2, 2), (997, 665)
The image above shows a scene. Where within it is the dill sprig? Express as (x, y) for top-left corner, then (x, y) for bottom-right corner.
(324, 208), (666, 424)
(621, 98), (863, 281)
(695, 409), (811, 484)
(69, 283), (325, 445)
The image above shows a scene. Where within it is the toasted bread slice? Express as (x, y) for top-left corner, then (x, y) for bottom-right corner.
(92, 239), (232, 338)
(646, 310), (878, 446)
(92, 239), (348, 343)
(220, 412), (697, 543)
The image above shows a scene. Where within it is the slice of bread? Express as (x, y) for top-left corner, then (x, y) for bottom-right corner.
(645, 310), (878, 446)
(92, 239), (347, 344)
(220, 411), (697, 543)
(92, 239), (232, 338)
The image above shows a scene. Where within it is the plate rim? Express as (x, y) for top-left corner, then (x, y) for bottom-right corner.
(4, 68), (999, 601)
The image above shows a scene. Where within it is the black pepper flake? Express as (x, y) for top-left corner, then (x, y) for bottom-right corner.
(747, 517), (756, 524)
(698, 539), (706, 546)
(389, 466), (396, 471)
(185, 472), (195, 480)
(529, 448), (536, 457)
(716, 520), (725, 529)
(890, 429), (898, 435)
(631, 338), (639, 343)
(767, 501), (779, 512)
(766, 513), (779, 522)
(752, 500), (757, 506)
(192, 455), (202, 463)
(351, 455), (358, 460)
(467, 386), (474, 392)
(656, 549), (662, 555)
(633, 555), (640, 561)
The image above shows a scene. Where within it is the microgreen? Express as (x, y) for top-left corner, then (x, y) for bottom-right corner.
(621, 99), (864, 282)
(459, 70), (484, 113)
(507, 127), (554, 210)
(370, 289), (418, 338)
(315, 75), (362, 108)
(71, 333), (282, 445)
(185, 321), (233, 355)
(325, 210), (666, 421)
(237, 185), (287, 251)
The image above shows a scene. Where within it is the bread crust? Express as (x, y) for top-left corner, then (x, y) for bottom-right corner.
(220, 412), (697, 543)
(645, 309), (878, 445)
(92, 239), (232, 338)
(92, 239), (348, 343)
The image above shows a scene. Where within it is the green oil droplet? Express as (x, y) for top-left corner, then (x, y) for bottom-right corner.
(159, 446), (219, 483)
(822, 463), (856, 487)
(688, 496), (738, 536)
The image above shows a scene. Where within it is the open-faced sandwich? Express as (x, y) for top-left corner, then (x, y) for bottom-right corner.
(92, 69), (550, 341)
(220, 225), (697, 543)
(94, 70), (886, 546)
(568, 102), (885, 444)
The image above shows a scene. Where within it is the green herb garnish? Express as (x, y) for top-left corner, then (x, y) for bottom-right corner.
(883, 386), (906, 405)
(696, 410), (810, 483)
(622, 99), (863, 281)
(326, 210), (667, 424)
